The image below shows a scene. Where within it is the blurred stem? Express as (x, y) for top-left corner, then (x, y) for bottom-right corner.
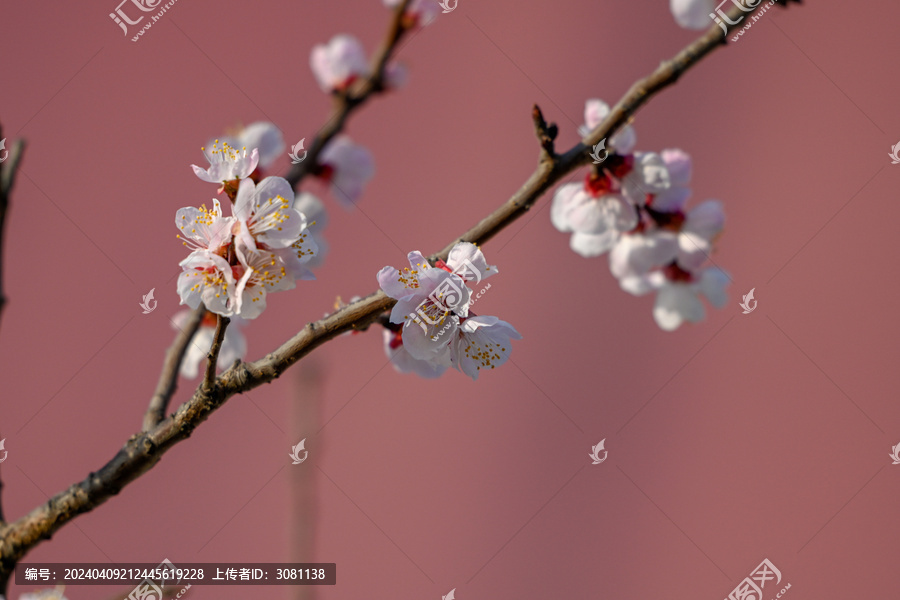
(143, 305), (206, 431)
(284, 0), (413, 189)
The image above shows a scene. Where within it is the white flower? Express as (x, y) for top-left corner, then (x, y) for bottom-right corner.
(234, 121), (285, 169)
(383, 0), (442, 26)
(176, 177), (317, 319)
(191, 139), (259, 186)
(310, 34), (371, 92)
(378, 250), (471, 359)
(450, 316), (522, 380)
(578, 99), (636, 154)
(173, 309), (247, 379)
(177, 251), (238, 316)
(651, 266), (730, 331)
(620, 152), (671, 205)
(318, 135), (375, 206)
(232, 177), (308, 250)
(551, 182), (637, 240)
(383, 328), (450, 378)
(670, 0), (716, 29)
(176, 198), (234, 256)
(293, 191), (329, 267)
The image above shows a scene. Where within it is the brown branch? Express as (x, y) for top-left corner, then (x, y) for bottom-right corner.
(0, 0), (793, 579)
(142, 305), (206, 432)
(0, 123), (26, 332)
(283, 0), (413, 189)
(202, 314), (229, 392)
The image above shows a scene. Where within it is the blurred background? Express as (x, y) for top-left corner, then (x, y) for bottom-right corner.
(2, 0), (900, 597)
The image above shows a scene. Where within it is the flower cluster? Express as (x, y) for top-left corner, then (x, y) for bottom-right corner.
(378, 243), (521, 380)
(207, 122), (330, 261)
(177, 154), (318, 319)
(552, 99), (729, 331)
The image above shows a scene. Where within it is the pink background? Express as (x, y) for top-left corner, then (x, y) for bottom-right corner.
(2, 0), (899, 598)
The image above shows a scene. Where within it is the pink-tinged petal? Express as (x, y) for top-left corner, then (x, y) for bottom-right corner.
(310, 34), (370, 92)
(446, 242), (497, 282)
(670, 0), (716, 29)
(618, 271), (664, 296)
(232, 177), (257, 222)
(383, 330), (450, 379)
(550, 183), (585, 232)
(191, 164), (218, 183)
(578, 99), (636, 153)
(622, 152), (670, 204)
(610, 232), (679, 279)
(451, 316), (521, 381)
(582, 98), (609, 131)
(238, 122), (284, 168)
(683, 199), (725, 240)
(255, 176), (295, 209)
(378, 266), (414, 301)
(653, 284), (705, 331)
(406, 251), (430, 271)
(294, 192), (328, 229)
(329, 147), (375, 206)
(401, 311), (458, 360)
(661, 148), (692, 187)
(698, 267), (730, 308)
(568, 193), (637, 234)
(676, 231), (712, 271)
(385, 62), (408, 89)
(570, 231), (618, 257)
(649, 186), (691, 213)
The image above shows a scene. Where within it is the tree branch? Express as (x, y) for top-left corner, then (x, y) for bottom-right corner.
(142, 305), (205, 432)
(0, 0), (790, 578)
(283, 0), (413, 189)
(202, 314), (229, 392)
(0, 123), (26, 332)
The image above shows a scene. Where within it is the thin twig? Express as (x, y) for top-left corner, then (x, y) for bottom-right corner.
(0, 1), (791, 577)
(142, 305), (206, 432)
(202, 314), (229, 392)
(0, 123), (26, 332)
(283, 0), (413, 189)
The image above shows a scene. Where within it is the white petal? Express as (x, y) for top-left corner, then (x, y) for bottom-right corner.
(238, 122), (285, 168)
(698, 267), (730, 308)
(670, 0), (716, 29)
(446, 242), (497, 282)
(653, 284), (705, 331)
(570, 230), (618, 257)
